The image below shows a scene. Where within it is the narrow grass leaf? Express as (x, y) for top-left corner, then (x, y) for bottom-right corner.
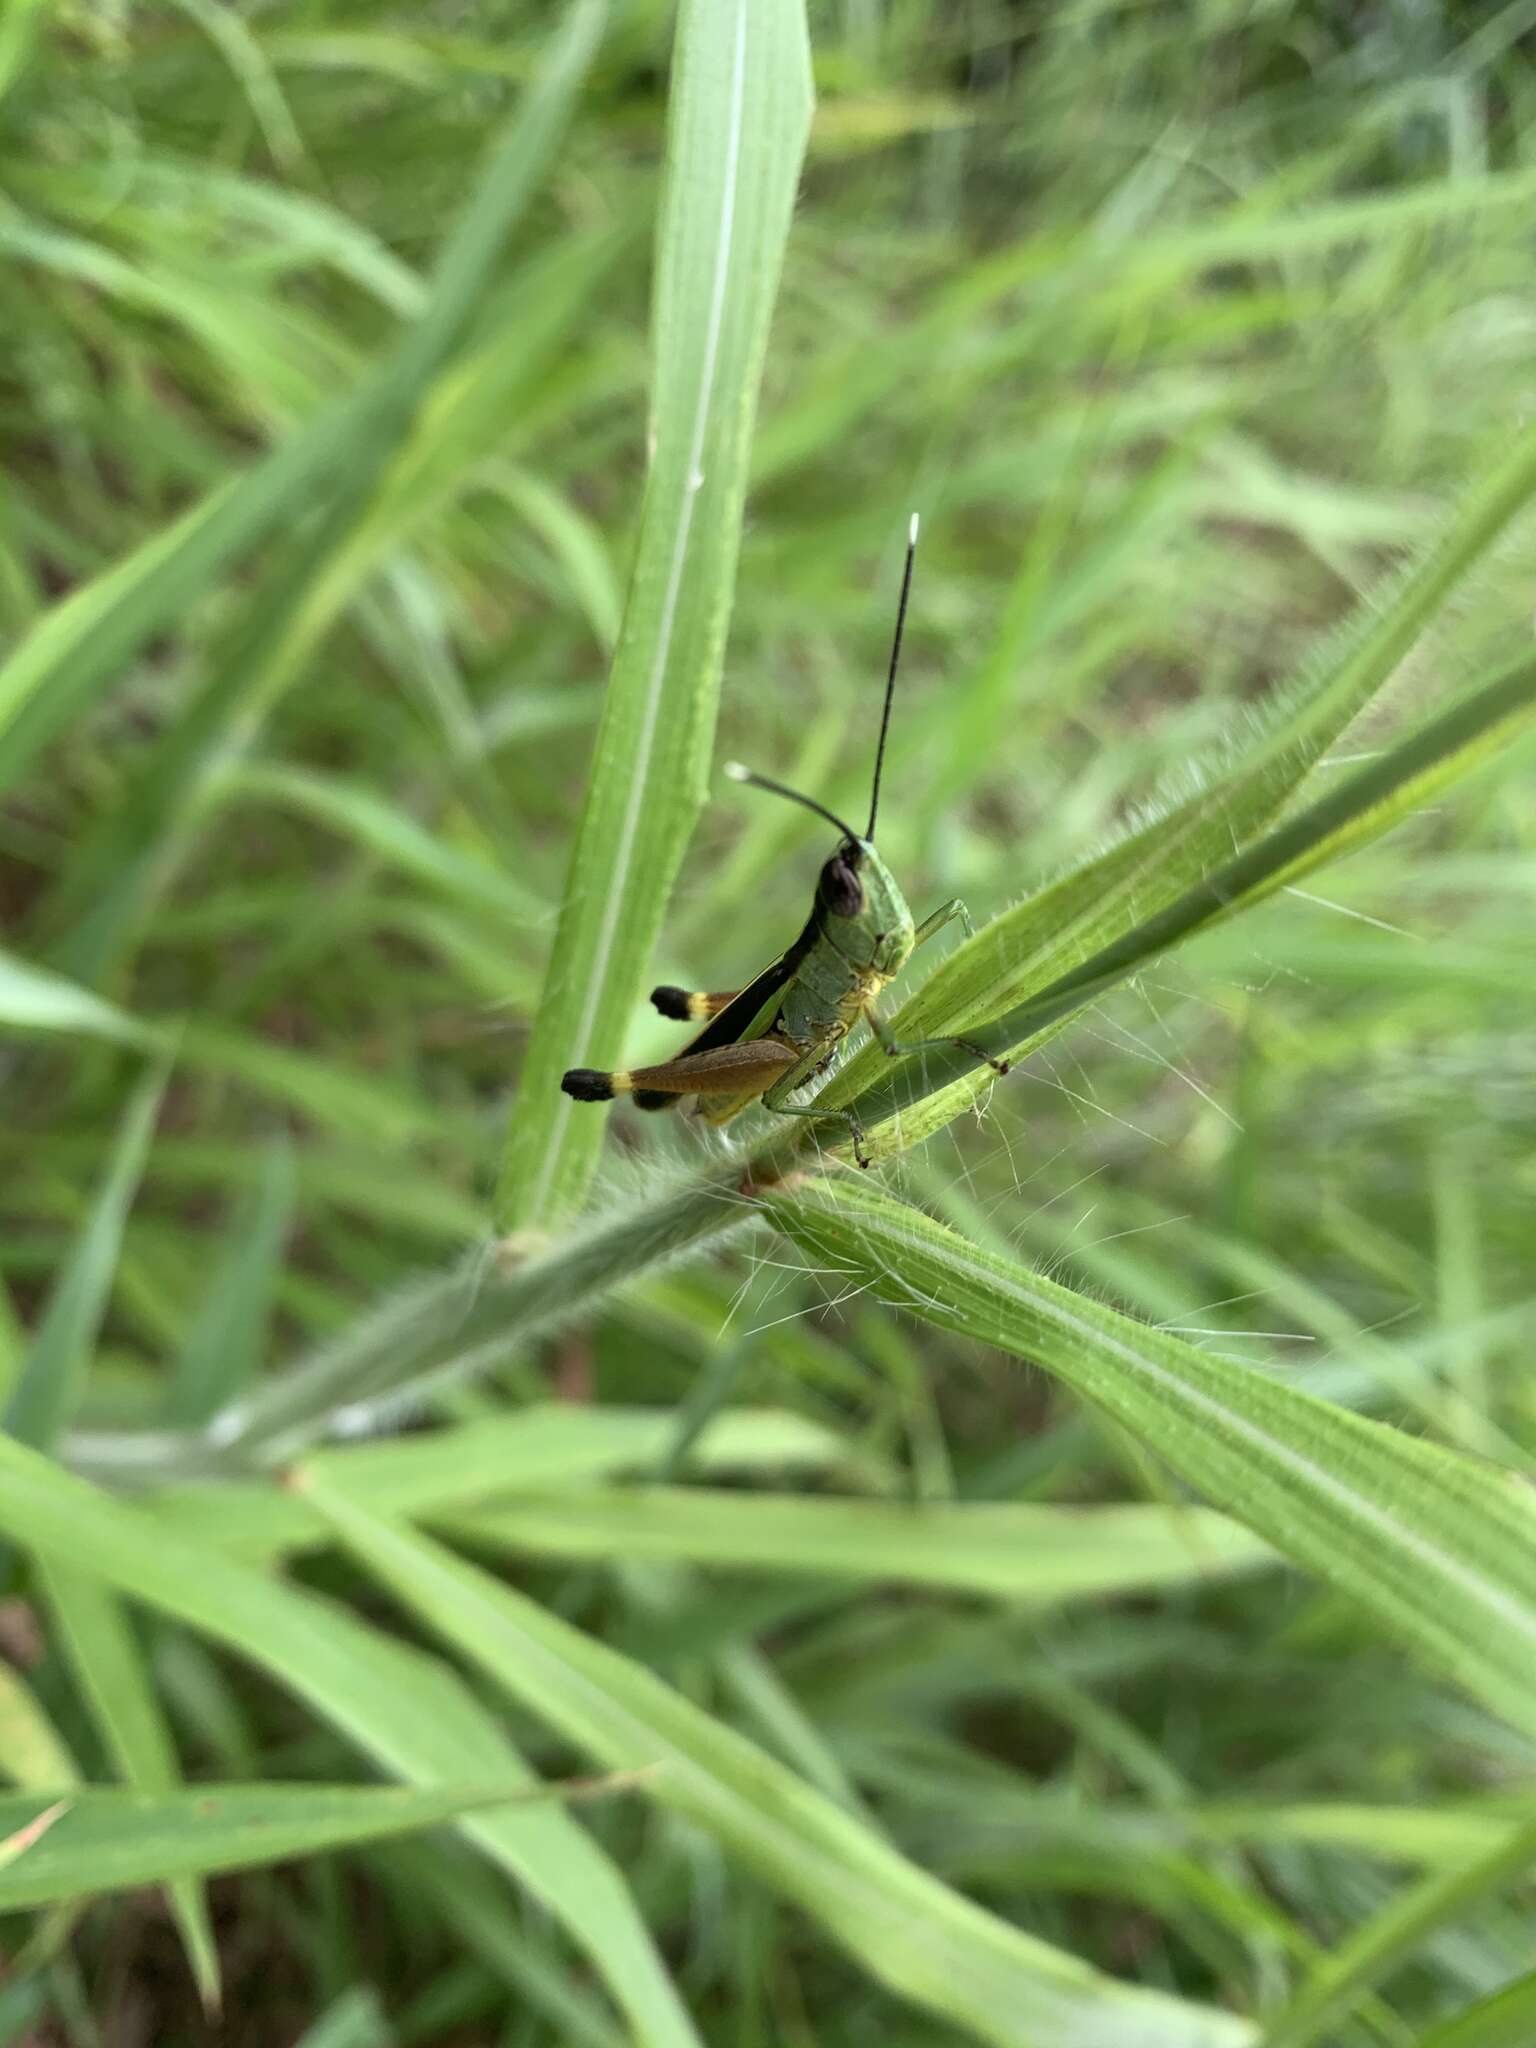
(222, 761), (542, 922)
(307, 1477), (1254, 2048)
(0, 950), (159, 1047)
(768, 1179), (1536, 1742)
(4, 1061), (167, 1451)
(496, 0), (814, 1230)
(0, 1782), (583, 1911)
(0, 1435), (698, 2048)
(1260, 1820), (1536, 2048)
(36, 1564), (218, 2009)
(163, 1138), (294, 1427)
(450, 1486), (1272, 1603)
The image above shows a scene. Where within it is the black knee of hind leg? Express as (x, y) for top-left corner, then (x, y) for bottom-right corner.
(561, 1068), (614, 1102)
(651, 985), (692, 1020)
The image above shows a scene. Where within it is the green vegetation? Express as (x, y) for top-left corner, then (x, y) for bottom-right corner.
(3, 1), (1535, 2041)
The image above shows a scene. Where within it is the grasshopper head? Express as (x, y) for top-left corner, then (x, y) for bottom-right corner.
(818, 837), (914, 974)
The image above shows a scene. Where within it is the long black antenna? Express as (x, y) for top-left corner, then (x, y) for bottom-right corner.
(866, 512), (919, 840)
(724, 762), (862, 844)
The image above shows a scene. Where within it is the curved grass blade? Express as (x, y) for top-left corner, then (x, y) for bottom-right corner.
(822, 414), (1536, 1125)
(90, 663), (1530, 1481)
(307, 1475), (1254, 2048)
(824, 654), (1536, 1157)
(0, 1435), (699, 2048)
(767, 1179), (1536, 1743)
(496, 0), (814, 1230)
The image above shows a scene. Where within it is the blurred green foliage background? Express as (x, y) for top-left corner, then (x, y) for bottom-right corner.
(3, 1), (1536, 2042)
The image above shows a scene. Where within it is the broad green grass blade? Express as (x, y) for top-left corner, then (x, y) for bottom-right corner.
(0, 1782), (578, 1910)
(448, 1485), (1271, 1603)
(4, 1061), (167, 1451)
(827, 655), (1536, 1157)
(1259, 1820), (1536, 2048)
(768, 1180), (1536, 1743)
(821, 417), (1536, 1124)
(0, 950), (159, 1046)
(36, 1563), (218, 2008)
(307, 1476), (1254, 2048)
(1417, 1971), (1536, 2048)
(0, 1435), (698, 2048)
(496, 0), (814, 1230)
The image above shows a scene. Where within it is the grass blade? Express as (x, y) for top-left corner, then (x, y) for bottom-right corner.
(0, 950), (159, 1046)
(1416, 1971), (1536, 2048)
(0, 1782), (582, 1910)
(36, 1564), (219, 2008)
(496, 0), (814, 1229)
(142, 1402), (853, 1559)
(0, 1665), (78, 1791)
(4, 1061), (167, 1452)
(448, 1485), (1271, 1603)
(821, 415), (1536, 1124)
(0, 1435), (699, 2048)
(163, 1138), (294, 1427)
(768, 1179), (1536, 1743)
(827, 655), (1536, 1156)
(306, 1475), (1253, 2048)
(45, 0), (606, 979)
(1259, 1820), (1536, 2048)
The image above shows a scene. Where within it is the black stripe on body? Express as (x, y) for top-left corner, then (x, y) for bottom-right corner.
(632, 907), (822, 1110)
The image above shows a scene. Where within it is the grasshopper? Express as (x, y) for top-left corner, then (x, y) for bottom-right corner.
(561, 517), (1007, 1167)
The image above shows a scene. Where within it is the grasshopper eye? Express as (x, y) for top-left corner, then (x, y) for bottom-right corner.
(819, 852), (864, 918)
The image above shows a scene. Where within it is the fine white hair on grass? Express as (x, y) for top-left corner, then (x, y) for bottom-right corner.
(1018, 1060), (1164, 1145)
(1283, 884), (1418, 938)
(1081, 1016), (1243, 1131)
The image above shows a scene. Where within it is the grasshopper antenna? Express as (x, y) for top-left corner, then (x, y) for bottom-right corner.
(866, 512), (919, 841)
(724, 762), (862, 845)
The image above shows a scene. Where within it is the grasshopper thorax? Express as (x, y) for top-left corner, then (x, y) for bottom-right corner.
(818, 837), (915, 976)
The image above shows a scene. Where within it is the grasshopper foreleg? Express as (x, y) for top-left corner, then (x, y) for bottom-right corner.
(874, 897), (1007, 1074)
(914, 897), (974, 946)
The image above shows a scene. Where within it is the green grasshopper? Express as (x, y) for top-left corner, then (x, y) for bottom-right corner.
(561, 517), (1007, 1167)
